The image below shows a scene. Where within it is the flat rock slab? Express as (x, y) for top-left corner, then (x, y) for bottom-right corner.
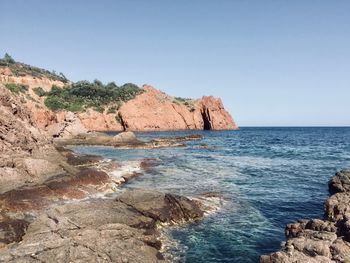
(0, 189), (204, 262)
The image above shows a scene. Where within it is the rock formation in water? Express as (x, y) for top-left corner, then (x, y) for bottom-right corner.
(260, 170), (350, 263)
(0, 60), (237, 135)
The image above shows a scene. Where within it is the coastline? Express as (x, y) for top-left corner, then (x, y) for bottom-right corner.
(0, 133), (216, 262)
(260, 170), (350, 262)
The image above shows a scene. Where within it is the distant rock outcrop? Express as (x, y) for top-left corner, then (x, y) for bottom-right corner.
(118, 85), (237, 131)
(0, 63), (238, 134)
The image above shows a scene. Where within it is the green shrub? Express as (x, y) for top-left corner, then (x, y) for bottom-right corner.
(33, 87), (46, 97)
(44, 81), (143, 112)
(44, 96), (67, 111)
(0, 55), (67, 83)
(94, 105), (105, 113)
(66, 102), (83, 112)
(3, 53), (15, 64)
(5, 83), (28, 93)
(107, 106), (117, 114)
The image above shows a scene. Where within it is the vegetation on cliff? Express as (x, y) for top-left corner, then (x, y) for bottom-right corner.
(44, 80), (143, 112)
(5, 83), (29, 94)
(0, 53), (68, 83)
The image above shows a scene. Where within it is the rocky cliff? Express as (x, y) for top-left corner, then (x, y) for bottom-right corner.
(0, 62), (237, 134)
(0, 84), (69, 193)
(84, 85), (237, 131)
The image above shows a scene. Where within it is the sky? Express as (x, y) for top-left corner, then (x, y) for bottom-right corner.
(1, 0), (349, 126)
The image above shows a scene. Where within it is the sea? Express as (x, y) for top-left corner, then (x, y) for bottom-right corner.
(73, 127), (350, 263)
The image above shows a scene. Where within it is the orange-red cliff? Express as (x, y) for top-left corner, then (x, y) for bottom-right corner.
(0, 66), (238, 133)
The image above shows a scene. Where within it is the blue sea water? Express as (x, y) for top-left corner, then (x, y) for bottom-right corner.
(74, 127), (350, 263)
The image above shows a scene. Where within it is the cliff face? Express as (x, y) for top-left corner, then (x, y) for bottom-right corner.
(0, 65), (238, 133)
(0, 67), (65, 91)
(117, 86), (237, 131)
(0, 85), (66, 193)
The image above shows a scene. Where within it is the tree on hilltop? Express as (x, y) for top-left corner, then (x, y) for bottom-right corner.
(3, 53), (15, 64)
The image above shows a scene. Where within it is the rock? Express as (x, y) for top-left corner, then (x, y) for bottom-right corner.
(55, 132), (202, 149)
(329, 169), (350, 194)
(199, 95), (237, 130)
(118, 85), (237, 131)
(0, 67), (65, 91)
(117, 189), (204, 223)
(330, 239), (350, 262)
(152, 134), (203, 143)
(261, 170), (350, 262)
(46, 111), (89, 139)
(21, 158), (63, 177)
(78, 108), (124, 131)
(325, 192), (350, 222)
(0, 190), (204, 262)
(0, 85), (68, 193)
(112, 131), (137, 143)
(1, 64), (237, 132)
(260, 251), (334, 263)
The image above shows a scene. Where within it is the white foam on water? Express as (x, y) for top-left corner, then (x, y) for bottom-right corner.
(108, 160), (143, 181)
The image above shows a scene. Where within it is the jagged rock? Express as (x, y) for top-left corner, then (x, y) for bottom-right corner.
(325, 193), (350, 222)
(260, 251), (334, 263)
(0, 85), (67, 193)
(46, 111), (88, 139)
(329, 169), (350, 194)
(117, 189), (204, 223)
(117, 85), (237, 131)
(260, 170), (350, 263)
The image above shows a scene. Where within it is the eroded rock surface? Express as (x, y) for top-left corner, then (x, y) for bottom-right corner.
(1, 63), (237, 134)
(260, 170), (350, 263)
(55, 131), (202, 149)
(0, 190), (204, 262)
(0, 85), (67, 193)
(118, 85), (237, 131)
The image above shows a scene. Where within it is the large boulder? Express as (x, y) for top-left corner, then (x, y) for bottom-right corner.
(112, 131), (137, 143)
(117, 189), (204, 223)
(46, 111), (88, 139)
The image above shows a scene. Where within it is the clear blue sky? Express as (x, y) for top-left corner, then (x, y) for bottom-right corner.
(1, 0), (349, 126)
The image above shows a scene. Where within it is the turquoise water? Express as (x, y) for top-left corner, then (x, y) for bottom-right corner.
(74, 127), (350, 262)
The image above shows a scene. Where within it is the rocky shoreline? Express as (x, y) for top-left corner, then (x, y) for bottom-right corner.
(260, 170), (350, 263)
(0, 83), (219, 262)
(0, 142), (212, 262)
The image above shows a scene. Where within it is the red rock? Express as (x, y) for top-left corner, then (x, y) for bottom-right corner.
(118, 85), (237, 131)
(1, 65), (238, 133)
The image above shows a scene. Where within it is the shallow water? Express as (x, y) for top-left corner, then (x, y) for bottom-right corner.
(74, 127), (350, 262)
